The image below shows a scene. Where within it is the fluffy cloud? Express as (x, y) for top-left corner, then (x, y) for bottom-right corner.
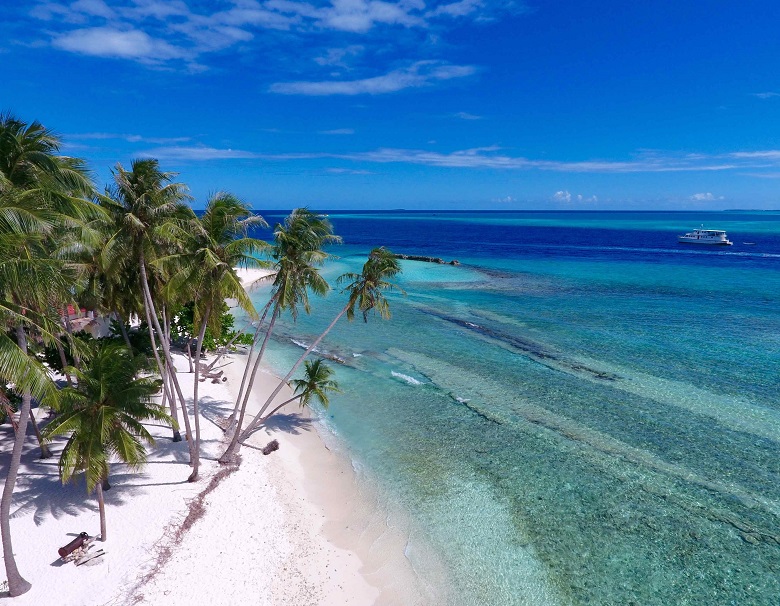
(53, 27), (187, 61)
(454, 111), (482, 120)
(552, 190), (571, 202)
(326, 167), (373, 174)
(689, 192), (724, 201)
(318, 128), (355, 135)
(30, 0), (511, 67)
(133, 143), (780, 178)
(270, 61), (475, 95)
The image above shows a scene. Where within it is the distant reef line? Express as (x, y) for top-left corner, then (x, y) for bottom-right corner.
(392, 253), (460, 265)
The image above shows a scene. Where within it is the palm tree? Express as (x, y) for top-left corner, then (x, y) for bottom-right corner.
(220, 208), (339, 463)
(43, 342), (171, 542)
(241, 359), (340, 438)
(238, 247), (402, 442)
(0, 113), (95, 596)
(101, 159), (195, 450)
(161, 192), (267, 481)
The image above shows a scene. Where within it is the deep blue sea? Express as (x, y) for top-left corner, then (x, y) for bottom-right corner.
(241, 211), (780, 605)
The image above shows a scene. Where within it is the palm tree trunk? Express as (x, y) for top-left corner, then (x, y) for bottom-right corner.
(186, 339), (194, 373)
(143, 288), (183, 443)
(228, 297), (274, 424)
(240, 305), (347, 441)
(140, 260), (193, 458)
(188, 303), (211, 483)
(203, 323), (249, 376)
(2, 402), (18, 433)
(219, 304), (279, 463)
(96, 482), (107, 542)
(160, 307), (185, 444)
(63, 314), (81, 369)
(55, 339), (73, 387)
(1, 325), (33, 596)
(29, 408), (51, 459)
(239, 394), (300, 441)
(116, 311), (133, 351)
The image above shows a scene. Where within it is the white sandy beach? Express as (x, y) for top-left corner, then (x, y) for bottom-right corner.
(1, 345), (430, 605)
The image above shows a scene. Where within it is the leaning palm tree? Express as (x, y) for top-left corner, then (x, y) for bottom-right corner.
(0, 113), (95, 596)
(240, 359), (340, 438)
(100, 159), (196, 450)
(161, 192), (267, 481)
(220, 208), (339, 463)
(238, 247), (401, 442)
(43, 342), (171, 542)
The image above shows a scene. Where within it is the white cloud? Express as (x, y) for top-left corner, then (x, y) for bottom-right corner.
(140, 145), (263, 160)
(552, 190), (571, 203)
(135, 143), (780, 176)
(71, 0), (113, 18)
(317, 0), (424, 33)
(31, 0), (512, 70)
(270, 61), (475, 95)
(752, 92), (780, 99)
(729, 150), (780, 160)
(689, 192), (724, 201)
(318, 128), (355, 135)
(314, 45), (364, 67)
(454, 111), (482, 120)
(68, 132), (192, 144)
(427, 0), (483, 18)
(493, 195), (515, 203)
(326, 167), (374, 174)
(53, 27), (188, 61)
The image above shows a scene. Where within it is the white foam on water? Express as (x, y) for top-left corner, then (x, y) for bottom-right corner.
(391, 371), (424, 385)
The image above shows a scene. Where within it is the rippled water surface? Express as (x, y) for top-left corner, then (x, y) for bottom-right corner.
(242, 211), (780, 605)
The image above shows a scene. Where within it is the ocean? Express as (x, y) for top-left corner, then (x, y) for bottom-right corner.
(240, 211), (780, 605)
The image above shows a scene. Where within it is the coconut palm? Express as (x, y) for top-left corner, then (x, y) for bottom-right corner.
(239, 247), (401, 442)
(0, 113), (95, 596)
(101, 159), (196, 450)
(161, 192), (267, 481)
(43, 342), (170, 542)
(241, 359), (340, 438)
(220, 208), (339, 463)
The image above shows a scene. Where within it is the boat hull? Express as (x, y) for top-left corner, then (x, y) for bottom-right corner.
(678, 238), (732, 245)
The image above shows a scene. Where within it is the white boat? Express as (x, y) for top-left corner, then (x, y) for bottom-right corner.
(677, 227), (733, 246)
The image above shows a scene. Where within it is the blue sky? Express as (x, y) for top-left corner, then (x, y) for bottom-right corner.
(4, 0), (780, 209)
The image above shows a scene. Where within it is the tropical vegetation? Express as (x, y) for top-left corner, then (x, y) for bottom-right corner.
(0, 113), (402, 596)
(42, 342), (170, 542)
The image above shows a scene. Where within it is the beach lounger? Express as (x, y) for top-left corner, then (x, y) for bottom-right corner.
(58, 532), (105, 565)
(58, 532), (90, 559)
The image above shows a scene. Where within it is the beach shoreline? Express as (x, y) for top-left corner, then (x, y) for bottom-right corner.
(1, 344), (432, 605)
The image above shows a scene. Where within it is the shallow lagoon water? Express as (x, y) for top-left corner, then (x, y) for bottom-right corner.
(243, 211), (780, 605)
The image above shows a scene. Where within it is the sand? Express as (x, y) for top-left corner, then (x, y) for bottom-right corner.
(0, 347), (431, 605)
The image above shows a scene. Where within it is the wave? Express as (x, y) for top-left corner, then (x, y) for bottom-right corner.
(391, 371), (424, 386)
(291, 338), (313, 350)
(290, 338), (347, 364)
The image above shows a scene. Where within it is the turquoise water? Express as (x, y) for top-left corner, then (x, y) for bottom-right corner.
(242, 212), (780, 605)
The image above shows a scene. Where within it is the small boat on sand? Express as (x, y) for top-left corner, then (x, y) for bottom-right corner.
(678, 227), (733, 246)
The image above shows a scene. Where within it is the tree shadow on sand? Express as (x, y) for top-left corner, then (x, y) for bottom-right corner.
(197, 395), (233, 431)
(254, 412), (313, 436)
(9, 467), (144, 527)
